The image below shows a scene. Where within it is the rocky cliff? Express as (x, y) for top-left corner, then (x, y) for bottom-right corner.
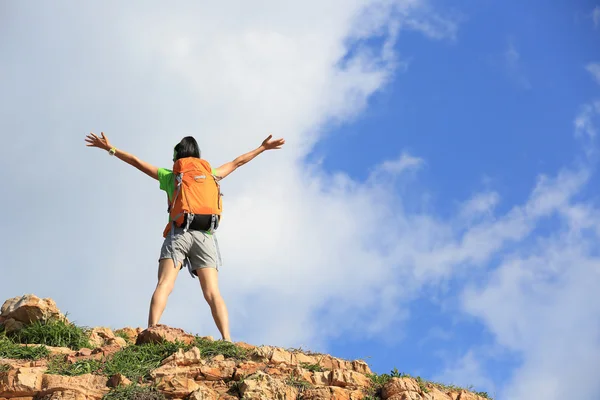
(0, 295), (491, 400)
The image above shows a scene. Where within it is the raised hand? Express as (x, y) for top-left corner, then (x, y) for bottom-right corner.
(260, 134), (285, 150)
(85, 132), (112, 151)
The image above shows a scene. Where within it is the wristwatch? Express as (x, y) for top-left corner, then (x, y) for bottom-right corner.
(108, 147), (117, 156)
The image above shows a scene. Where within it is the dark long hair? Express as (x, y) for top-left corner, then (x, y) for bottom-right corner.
(173, 136), (200, 161)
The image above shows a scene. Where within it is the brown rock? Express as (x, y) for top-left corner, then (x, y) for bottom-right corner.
(381, 378), (422, 399)
(239, 371), (298, 400)
(0, 367), (44, 397)
(44, 346), (74, 356)
(107, 373), (132, 388)
(150, 362), (203, 381)
(188, 385), (220, 400)
(155, 375), (200, 398)
(423, 386), (452, 400)
(136, 325), (196, 345)
(38, 390), (87, 400)
(161, 347), (204, 367)
(351, 360), (371, 375)
(301, 387), (332, 400)
(0, 295), (67, 329)
(106, 337), (128, 348)
(233, 361), (265, 380)
(113, 327), (141, 343)
(1, 397), (35, 400)
(76, 348), (92, 357)
(330, 370), (371, 389)
(200, 360), (235, 381)
(88, 327), (116, 348)
(250, 346), (275, 363)
(41, 373), (109, 399)
(235, 341), (256, 350)
(91, 344), (122, 357)
(3, 319), (25, 334)
(310, 371), (332, 386)
(270, 348), (295, 364)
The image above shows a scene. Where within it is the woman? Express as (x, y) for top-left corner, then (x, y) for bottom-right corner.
(85, 132), (285, 341)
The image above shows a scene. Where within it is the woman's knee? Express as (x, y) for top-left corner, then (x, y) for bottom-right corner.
(203, 289), (221, 304)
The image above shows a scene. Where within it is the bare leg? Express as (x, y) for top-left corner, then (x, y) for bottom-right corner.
(148, 258), (181, 327)
(196, 268), (231, 341)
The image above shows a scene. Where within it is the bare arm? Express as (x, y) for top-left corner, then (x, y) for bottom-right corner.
(85, 132), (159, 180)
(213, 134), (285, 179)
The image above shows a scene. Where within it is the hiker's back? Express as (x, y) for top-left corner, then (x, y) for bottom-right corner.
(163, 157), (222, 236)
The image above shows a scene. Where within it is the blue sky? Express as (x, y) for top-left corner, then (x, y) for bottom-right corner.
(310, 0), (600, 396)
(1, 1), (599, 399)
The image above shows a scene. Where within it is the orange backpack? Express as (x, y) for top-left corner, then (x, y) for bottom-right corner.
(162, 157), (223, 237)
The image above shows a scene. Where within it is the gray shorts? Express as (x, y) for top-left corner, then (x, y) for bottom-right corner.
(159, 228), (223, 276)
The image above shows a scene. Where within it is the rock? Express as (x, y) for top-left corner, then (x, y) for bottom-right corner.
(40, 373), (109, 399)
(91, 344), (122, 357)
(76, 348), (92, 357)
(329, 370), (371, 389)
(235, 341), (256, 350)
(107, 373), (132, 388)
(199, 360), (236, 381)
(88, 327), (115, 348)
(161, 347), (204, 367)
(238, 371), (299, 400)
(188, 385), (220, 400)
(106, 337), (128, 348)
(250, 346), (275, 363)
(113, 327), (141, 343)
(0, 295), (67, 329)
(155, 375), (200, 398)
(301, 387), (332, 400)
(423, 386), (453, 400)
(233, 361), (266, 380)
(311, 371), (332, 386)
(38, 390), (88, 400)
(3, 319), (25, 334)
(270, 348), (295, 364)
(136, 325), (196, 346)
(381, 378), (423, 400)
(0, 367), (44, 398)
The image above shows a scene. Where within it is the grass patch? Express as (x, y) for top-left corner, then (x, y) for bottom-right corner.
(102, 384), (166, 400)
(0, 336), (49, 360)
(8, 319), (91, 350)
(0, 363), (11, 373)
(195, 337), (248, 360)
(300, 362), (323, 372)
(103, 341), (190, 382)
(286, 371), (312, 391)
(47, 356), (103, 376)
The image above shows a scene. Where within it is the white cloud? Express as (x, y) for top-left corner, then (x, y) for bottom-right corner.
(0, 1), (459, 350)
(586, 62), (600, 85)
(370, 151), (424, 178)
(575, 101), (600, 139)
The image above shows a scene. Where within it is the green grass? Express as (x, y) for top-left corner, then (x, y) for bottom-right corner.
(7, 319), (91, 350)
(47, 356), (103, 376)
(103, 341), (190, 382)
(285, 371), (312, 391)
(299, 362), (323, 372)
(0, 336), (49, 360)
(194, 337), (248, 359)
(102, 384), (166, 400)
(0, 363), (11, 373)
